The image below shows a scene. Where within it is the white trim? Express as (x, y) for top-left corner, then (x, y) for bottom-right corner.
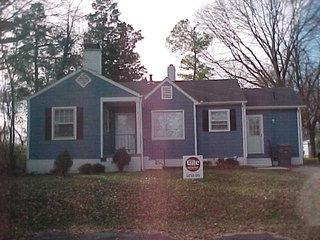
(151, 109), (185, 140)
(100, 97), (142, 160)
(246, 105), (305, 110)
(75, 72), (92, 88)
(193, 104), (198, 155)
(247, 158), (272, 167)
(28, 68), (141, 100)
(161, 85), (173, 99)
(28, 69), (82, 100)
(51, 106), (77, 140)
(100, 99), (104, 158)
(297, 107), (304, 164)
(241, 103), (248, 163)
(208, 109), (231, 132)
(145, 77), (198, 103)
(27, 99), (30, 160)
(85, 69), (141, 97)
(197, 101), (246, 106)
(138, 97), (144, 170)
(100, 97), (139, 102)
(247, 114), (264, 154)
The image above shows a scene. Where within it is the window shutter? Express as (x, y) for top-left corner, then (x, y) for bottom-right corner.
(45, 108), (52, 140)
(202, 110), (209, 131)
(77, 107), (84, 139)
(230, 109), (236, 131)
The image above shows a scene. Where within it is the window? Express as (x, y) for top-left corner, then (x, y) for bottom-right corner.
(209, 109), (230, 132)
(52, 107), (77, 140)
(152, 110), (184, 140)
(161, 85), (172, 99)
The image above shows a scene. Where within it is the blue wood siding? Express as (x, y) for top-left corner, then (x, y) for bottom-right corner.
(142, 83), (195, 159)
(197, 105), (243, 158)
(247, 109), (299, 158)
(29, 70), (136, 160)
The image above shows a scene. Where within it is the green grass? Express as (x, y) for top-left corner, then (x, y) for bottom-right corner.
(1, 169), (320, 239)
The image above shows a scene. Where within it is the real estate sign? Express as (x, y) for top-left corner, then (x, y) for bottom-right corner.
(183, 155), (203, 179)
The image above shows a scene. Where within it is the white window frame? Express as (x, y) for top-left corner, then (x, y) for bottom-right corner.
(151, 109), (185, 140)
(161, 85), (173, 100)
(209, 109), (230, 132)
(52, 106), (77, 140)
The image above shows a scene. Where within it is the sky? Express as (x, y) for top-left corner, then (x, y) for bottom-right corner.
(80, 0), (211, 80)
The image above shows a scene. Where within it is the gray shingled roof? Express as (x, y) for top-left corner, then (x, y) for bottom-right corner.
(175, 79), (246, 102)
(122, 79), (246, 102)
(121, 80), (303, 107)
(244, 88), (303, 106)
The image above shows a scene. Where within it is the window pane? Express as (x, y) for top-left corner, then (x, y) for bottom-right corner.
(152, 111), (184, 139)
(212, 111), (227, 121)
(210, 110), (229, 131)
(54, 124), (74, 138)
(54, 109), (74, 123)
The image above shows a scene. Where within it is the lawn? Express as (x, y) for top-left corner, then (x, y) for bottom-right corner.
(1, 168), (320, 240)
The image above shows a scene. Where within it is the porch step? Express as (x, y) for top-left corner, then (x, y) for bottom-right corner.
(143, 157), (163, 170)
(247, 158), (272, 167)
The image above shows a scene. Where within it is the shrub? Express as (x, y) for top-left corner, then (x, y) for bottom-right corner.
(93, 163), (105, 173)
(78, 163), (105, 174)
(78, 163), (93, 174)
(216, 158), (239, 169)
(203, 160), (212, 168)
(52, 150), (73, 176)
(113, 148), (130, 172)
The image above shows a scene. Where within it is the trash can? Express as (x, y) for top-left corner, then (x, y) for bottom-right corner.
(277, 144), (292, 167)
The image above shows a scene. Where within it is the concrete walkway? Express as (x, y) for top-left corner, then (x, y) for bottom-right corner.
(32, 231), (174, 240)
(32, 231), (291, 240)
(293, 165), (320, 226)
(217, 232), (289, 240)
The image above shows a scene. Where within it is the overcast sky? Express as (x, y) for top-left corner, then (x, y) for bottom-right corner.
(80, 0), (211, 80)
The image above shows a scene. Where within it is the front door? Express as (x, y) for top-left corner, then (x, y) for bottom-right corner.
(115, 113), (136, 154)
(247, 115), (264, 154)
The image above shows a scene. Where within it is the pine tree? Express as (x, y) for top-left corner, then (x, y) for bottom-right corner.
(86, 0), (145, 81)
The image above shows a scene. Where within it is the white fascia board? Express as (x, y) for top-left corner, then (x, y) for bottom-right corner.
(246, 105), (306, 110)
(28, 69), (82, 100)
(86, 69), (141, 97)
(144, 78), (198, 104)
(196, 100), (247, 106)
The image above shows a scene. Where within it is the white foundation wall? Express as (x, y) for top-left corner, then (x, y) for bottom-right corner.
(27, 156), (142, 174)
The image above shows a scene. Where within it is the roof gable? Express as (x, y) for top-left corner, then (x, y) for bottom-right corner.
(144, 77), (198, 103)
(29, 69), (141, 100)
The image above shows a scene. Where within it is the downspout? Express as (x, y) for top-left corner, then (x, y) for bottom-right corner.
(241, 102), (247, 165)
(193, 103), (198, 155)
(140, 96), (144, 171)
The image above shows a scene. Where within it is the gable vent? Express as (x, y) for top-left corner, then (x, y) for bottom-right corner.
(75, 73), (92, 88)
(161, 85), (173, 99)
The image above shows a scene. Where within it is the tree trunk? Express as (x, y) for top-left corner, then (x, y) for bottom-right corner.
(309, 127), (316, 158)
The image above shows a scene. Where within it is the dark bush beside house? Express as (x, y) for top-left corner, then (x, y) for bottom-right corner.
(78, 163), (105, 174)
(78, 163), (93, 174)
(52, 150), (73, 176)
(93, 163), (105, 173)
(216, 158), (239, 169)
(113, 148), (130, 172)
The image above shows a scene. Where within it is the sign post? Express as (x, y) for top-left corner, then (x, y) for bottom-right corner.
(183, 155), (203, 179)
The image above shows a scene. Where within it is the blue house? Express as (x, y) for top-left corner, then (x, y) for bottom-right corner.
(27, 45), (304, 173)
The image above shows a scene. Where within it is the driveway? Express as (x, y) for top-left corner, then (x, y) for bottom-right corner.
(293, 165), (320, 226)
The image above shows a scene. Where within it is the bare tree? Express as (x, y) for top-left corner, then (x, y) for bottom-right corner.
(198, 0), (320, 156)
(197, 0), (320, 87)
